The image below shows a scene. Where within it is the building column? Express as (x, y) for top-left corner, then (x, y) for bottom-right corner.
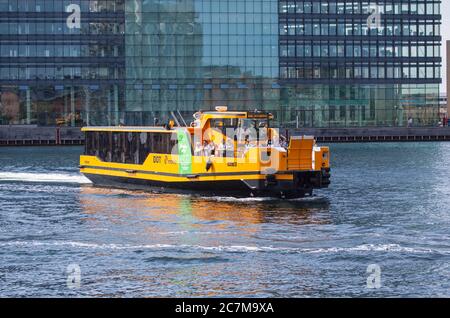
(26, 88), (31, 125)
(63, 89), (68, 119)
(107, 86), (112, 126)
(114, 84), (119, 126)
(70, 86), (75, 127)
(358, 105), (363, 127)
(84, 86), (90, 126)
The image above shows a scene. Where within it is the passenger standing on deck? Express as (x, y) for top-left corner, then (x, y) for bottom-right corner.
(202, 140), (209, 157)
(218, 141), (226, 157)
(202, 140), (214, 157)
(211, 142), (218, 157)
(225, 139), (234, 157)
(242, 137), (252, 157)
(194, 142), (203, 156)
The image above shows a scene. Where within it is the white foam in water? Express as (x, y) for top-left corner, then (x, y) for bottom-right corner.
(199, 196), (328, 204)
(0, 241), (444, 255)
(203, 196), (278, 203)
(0, 172), (92, 184)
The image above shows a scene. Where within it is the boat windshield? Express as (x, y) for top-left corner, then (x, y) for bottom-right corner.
(236, 118), (270, 146)
(210, 118), (239, 129)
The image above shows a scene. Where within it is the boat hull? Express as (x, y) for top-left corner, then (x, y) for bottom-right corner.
(82, 171), (328, 199)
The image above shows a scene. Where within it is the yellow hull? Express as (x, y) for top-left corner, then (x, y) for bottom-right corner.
(80, 152), (329, 199)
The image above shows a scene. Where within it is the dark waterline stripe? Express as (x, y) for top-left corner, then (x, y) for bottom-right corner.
(81, 165), (284, 178)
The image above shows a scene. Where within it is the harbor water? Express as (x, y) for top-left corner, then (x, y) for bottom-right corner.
(0, 143), (449, 297)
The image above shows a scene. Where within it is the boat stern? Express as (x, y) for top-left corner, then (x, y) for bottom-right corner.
(246, 136), (331, 198)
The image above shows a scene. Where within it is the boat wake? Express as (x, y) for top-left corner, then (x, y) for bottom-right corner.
(0, 172), (92, 184)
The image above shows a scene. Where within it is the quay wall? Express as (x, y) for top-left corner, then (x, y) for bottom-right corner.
(289, 127), (450, 143)
(0, 126), (84, 146)
(1, 126), (450, 146)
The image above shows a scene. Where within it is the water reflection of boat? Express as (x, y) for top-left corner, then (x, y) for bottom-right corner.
(79, 187), (331, 228)
(80, 107), (331, 199)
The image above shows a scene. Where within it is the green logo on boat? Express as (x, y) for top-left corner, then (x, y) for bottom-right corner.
(177, 131), (192, 174)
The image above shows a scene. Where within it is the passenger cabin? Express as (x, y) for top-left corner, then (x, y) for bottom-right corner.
(83, 107), (278, 164)
(84, 127), (180, 165)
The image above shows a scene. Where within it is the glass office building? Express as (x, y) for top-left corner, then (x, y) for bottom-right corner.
(124, 0), (280, 125)
(0, 0), (125, 126)
(0, 0), (442, 128)
(278, 0), (442, 127)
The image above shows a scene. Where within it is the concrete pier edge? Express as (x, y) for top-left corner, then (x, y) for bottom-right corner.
(0, 126), (84, 146)
(289, 127), (450, 143)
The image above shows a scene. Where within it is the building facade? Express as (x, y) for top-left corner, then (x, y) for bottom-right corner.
(0, 0), (442, 128)
(0, 0), (125, 126)
(447, 40), (450, 117)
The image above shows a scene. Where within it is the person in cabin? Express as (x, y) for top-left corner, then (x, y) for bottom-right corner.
(217, 141), (226, 157)
(202, 140), (213, 157)
(222, 139), (234, 157)
(194, 142), (203, 156)
(208, 141), (217, 156)
(241, 137), (252, 157)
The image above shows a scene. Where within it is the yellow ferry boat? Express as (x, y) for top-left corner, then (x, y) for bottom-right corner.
(79, 107), (330, 199)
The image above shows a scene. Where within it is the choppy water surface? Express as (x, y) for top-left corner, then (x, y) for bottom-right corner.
(0, 144), (449, 297)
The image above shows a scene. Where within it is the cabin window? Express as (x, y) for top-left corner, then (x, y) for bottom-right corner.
(210, 118), (238, 129)
(152, 133), (164, 154)
(123, 132), (138, 164)
(85, 131), (181, 164)
(85, 132), (97, 156)
(98, 132), (110, 162)
(139, 132), (151, 164)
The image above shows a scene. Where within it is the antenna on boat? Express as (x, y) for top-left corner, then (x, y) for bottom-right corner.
(177, 110), (188, 127)
(170, 111), (181, 127)
(170, 111), (188, 127)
